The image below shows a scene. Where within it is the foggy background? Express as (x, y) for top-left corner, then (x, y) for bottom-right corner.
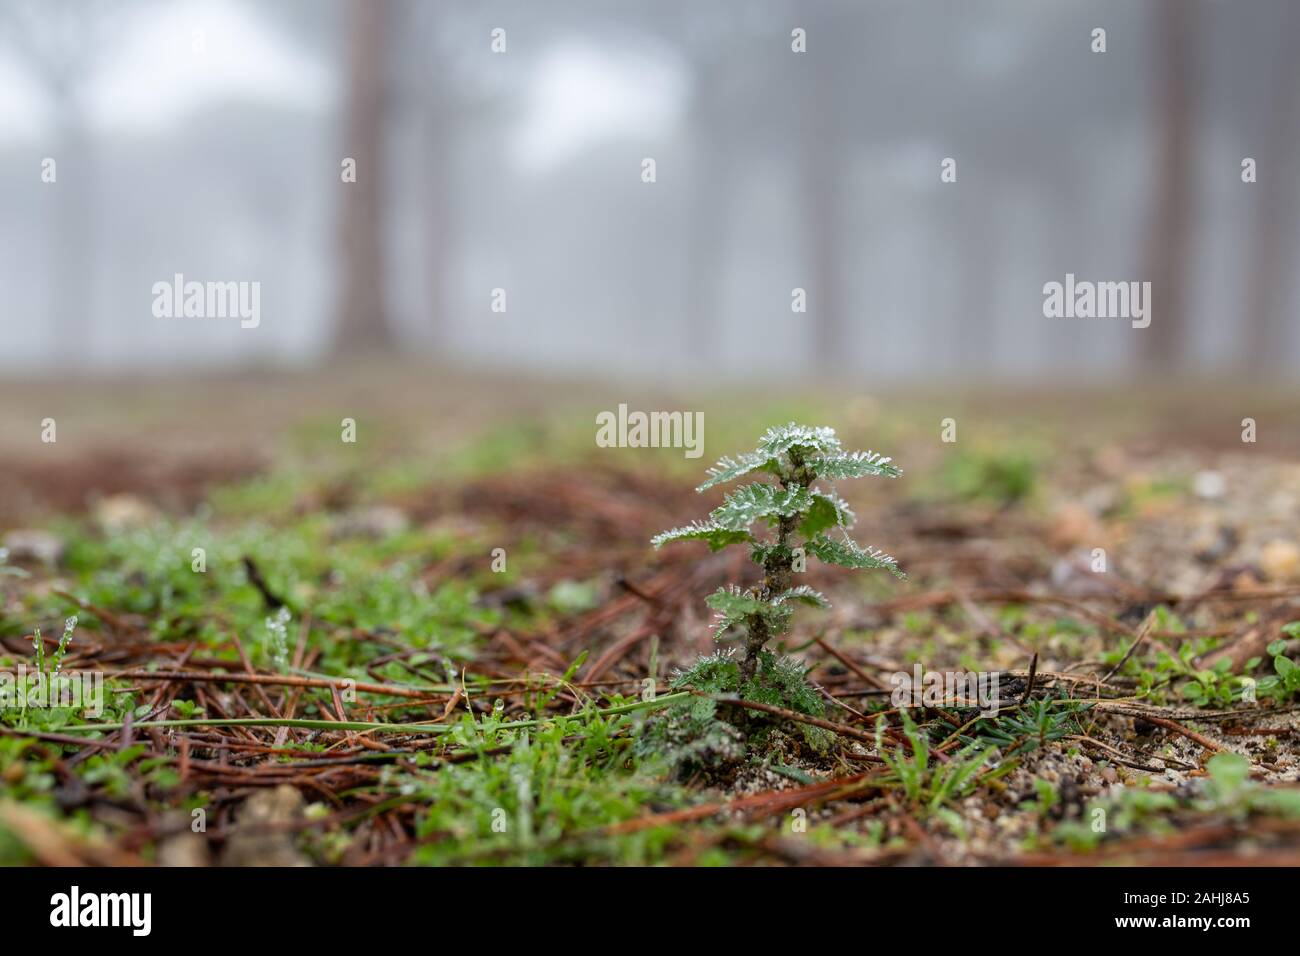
(2, 0), (1298, 383)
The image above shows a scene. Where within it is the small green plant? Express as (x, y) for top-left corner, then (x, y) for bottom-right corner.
(653, 423), (904, 685)
(1056, 752), (1300, 851)
(1032, 778), (1059, 818)
(875, 709), (1000, 832)
(1257, 624), (1300, 703)
(33, 615), (79, 677)
(1099, 607), (1260, 707)
(936, 446), (1037, 507)
(264, 606), (292, 673)
(668, 648), (834, 752)
(964, 698), (1089, 757)
(3, 616), (85, 732)
(1055, 787), (1179, 850)
(170, 698), (206, 719)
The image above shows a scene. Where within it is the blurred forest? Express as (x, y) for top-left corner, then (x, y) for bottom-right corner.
(1, 0), (1298, 382)
(4, 1), (1300, 875)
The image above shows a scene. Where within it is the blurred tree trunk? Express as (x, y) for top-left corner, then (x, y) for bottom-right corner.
(956, 189), (996, 373)
(2, 0), (118, 364)
(683, 62), (732, 365)
(51, 90), (95, 361)
(802, 49), (848, 372)
(1243, 9), (1300, 372)
(1139, 0), (1197, 372)
(804, 140), (846, 371)
(421, 99), (454, 352)
(335, 0), (393, 356)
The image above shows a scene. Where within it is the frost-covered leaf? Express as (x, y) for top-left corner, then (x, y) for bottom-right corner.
(704, 586), (771, 617)
(772, 585), (831, 609)
(711, 613), (747, 641)
(799, 490), (855, 538)
(696, 452), (780, 491)
(806, 535), (905, 577)
(671, 649), (740, 694)
(651, 521), (753, 552)
(806, 450), (902, 480)
(705, 586), (793, 636)
(756, 423), (841, 457)
(710, 482), (811, 530)
(749, 542), (794, 565)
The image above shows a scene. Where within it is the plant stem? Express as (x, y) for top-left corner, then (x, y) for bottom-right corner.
(52, 691), (691, 736)
(741, 455), (808, 682)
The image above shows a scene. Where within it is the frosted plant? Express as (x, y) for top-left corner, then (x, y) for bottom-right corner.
(654, 423), (903, 683)
(52, 616), (77, 674)
(30, 615), (78, 675)
(265, 606), (292, 673)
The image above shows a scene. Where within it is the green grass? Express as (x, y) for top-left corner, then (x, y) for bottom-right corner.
(5, 402), (1300, 866)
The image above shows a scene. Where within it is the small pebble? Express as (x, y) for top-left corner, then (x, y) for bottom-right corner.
(1193, 470), (1226, 500)
(1259, 540), (1300, 583)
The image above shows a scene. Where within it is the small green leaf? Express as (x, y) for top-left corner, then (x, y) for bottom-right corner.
(799, 491), (855, 537)
(710, 482), (812, 530)
(696, 452), (780, 491)
(705, 587), (769, 617)
(749, 542), (794, 566)
(705, 587), (793, 635)
(772, 585), (831, 609)
(1206, 751), (1250, 797)
(770, 763), (817, 785)
(651, 521), (753, 552)
(755, 423), (842, 457)
(806, 535), (904, 577)
(805, 450), (902, 480)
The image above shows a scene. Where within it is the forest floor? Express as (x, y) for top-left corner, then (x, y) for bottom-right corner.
(1, 369), (1299, 866)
